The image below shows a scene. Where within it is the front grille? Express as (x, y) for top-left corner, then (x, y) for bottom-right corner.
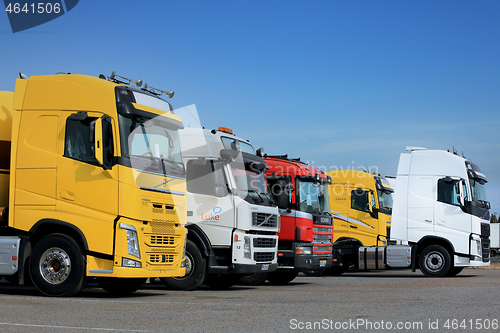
(481, 237), (490, 262)
(252, 213), (278, 228)
(253, 238), (277, 248)
(313, 234), (333, 242)
(150, 235), (175, 245)
(149, 223), (176, 234)
(149, 254), (175, 264)
(313, 215), (333, 225)
(313, 227), (332, 233)
(254, 252), (275, 262)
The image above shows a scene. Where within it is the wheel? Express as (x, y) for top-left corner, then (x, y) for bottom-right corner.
(267, 271), (299, 285)
(238, 273), (268, 286)
(490, 250), (497, 257)
(446, 267), (464, 277)
(160, 240), (206, 291)
(205, 274), (242, 289)
(97, 278), (147, 295)
(29, 234), (87, 296)
(303, 268), (327, 277)
(419, 245), (451, 277)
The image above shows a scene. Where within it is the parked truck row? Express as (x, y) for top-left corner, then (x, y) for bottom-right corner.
(0, 72), (492, 296)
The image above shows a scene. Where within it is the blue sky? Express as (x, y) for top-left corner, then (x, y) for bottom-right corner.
(1, 0), (499, 213)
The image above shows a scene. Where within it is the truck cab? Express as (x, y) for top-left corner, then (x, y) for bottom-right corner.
(327, 170), (394, 271)
(260, 155), (333, 283)
(390, 147), (490, 275)
(0, 73), (187, 296)
(161, 127), (279, 290)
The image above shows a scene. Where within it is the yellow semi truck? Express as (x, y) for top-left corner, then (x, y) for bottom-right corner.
(0, 73), (187, 296)
(327, 170), (393, 274)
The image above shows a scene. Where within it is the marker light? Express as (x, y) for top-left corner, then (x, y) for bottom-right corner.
(218, 126), (233, 135)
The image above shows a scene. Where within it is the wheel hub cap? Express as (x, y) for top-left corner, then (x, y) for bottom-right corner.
(426, 252), (443, 271)
(39, 247), (72, 285)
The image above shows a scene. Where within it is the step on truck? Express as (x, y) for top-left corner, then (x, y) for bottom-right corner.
(329, 147), (490, 276)
(326, 170), (394, 275)
(0, 72), (187, 296)
(240, 154), (333, 285)
(161, 127), (279, 290)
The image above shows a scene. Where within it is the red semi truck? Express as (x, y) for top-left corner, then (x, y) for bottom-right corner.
(241, 153), (333, 284)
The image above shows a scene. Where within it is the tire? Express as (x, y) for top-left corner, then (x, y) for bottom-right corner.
(160, 240), (206, 291)
(97, 278), (147, 295)
(29, 234), (87, 296)
(419, 245), (451, 277)
(446, 267), (464, 277)
(303, 268), (327, 277)
(205, 274), (242, 289)
(238, 273), (268, 286)
(267, 271), (299, 285)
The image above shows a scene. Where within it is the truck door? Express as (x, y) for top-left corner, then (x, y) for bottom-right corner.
(185, 159), (234, 245)
(348, 189), (379, 246)
(328, 182), (349, 242)
(434, 177), (471, 255)
(56, 111), (118, 256)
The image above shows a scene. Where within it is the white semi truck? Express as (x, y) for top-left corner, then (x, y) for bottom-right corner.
(161, 126), (279, 289)
(332, 147), (491, 276)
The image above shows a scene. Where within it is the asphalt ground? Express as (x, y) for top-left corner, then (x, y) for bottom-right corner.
(0, 266), (499, 333)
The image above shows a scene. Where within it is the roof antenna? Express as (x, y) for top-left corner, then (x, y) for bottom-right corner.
(218, 117), (225, 126)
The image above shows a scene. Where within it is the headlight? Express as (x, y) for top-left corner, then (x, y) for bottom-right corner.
(296, 246), (313, 255)
(120, 223), (141, 259)
(244, 236), (251, 259)
(122, 258), (142, 268)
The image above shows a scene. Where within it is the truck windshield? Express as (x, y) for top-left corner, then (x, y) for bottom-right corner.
(119, 113), (185, 177)
(469, 178), (488, 203)
(232, 168), (274, 205)
(297, 181), (330, 214)
(377, 189), (393, 214)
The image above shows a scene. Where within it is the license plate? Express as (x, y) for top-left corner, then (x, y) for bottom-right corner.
(319, 260), (327, 267)
(261, 264), (270, 271)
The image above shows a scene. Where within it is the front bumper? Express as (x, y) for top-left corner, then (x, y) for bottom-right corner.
(209, 262), (279, 274)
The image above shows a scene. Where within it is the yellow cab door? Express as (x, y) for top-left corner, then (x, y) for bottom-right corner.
(348, 188), (379, 246)
(56, 111), (118, 257)
(328, 181), (350, 242)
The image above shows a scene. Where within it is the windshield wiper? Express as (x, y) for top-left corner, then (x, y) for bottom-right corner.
(245, 189), (265, 203)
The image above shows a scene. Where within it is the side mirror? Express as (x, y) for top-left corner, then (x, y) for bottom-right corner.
(272, 179), (289, 210)
(256, 147), (265, 157)
(214, 185), (227, 198)
(212, 162), (228, 197)
(91, 116), (114, 170)
(92, 118), (104, 167)
(220, 149), (239, 163)
(367, 192), (374, 213)
(457, 179), (465, 206)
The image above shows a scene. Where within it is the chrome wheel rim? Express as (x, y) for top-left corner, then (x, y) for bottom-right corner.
(39, 247), (71, 285)
(425, 251), (444, 272)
